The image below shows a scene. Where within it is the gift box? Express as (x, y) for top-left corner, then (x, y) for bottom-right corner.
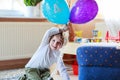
(72, 61), (78, 75)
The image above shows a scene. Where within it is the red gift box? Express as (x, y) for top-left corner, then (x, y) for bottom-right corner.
(72, 61), (78, 75)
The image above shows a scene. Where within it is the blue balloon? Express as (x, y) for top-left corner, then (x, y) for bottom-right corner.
(41, 0), (70, 24)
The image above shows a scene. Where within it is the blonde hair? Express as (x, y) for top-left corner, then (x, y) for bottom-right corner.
(49, 31), (69, 46)
(50, 24), (69, 46)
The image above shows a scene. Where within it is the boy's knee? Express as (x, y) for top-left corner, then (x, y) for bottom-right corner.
(19, 74), (27, 80)
(47, 77), (54, 80)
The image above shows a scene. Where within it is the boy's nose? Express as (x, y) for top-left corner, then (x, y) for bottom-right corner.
(53, 42), (57, 47)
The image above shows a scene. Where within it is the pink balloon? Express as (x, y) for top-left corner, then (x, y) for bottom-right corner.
(70, 0), (98, 24)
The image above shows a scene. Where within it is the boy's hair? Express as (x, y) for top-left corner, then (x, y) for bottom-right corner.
(49, 33), (64, 45)
(49, 32), (69, 46)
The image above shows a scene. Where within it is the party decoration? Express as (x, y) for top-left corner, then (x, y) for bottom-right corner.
(41, 0), (70, 24)
(70, 0), (98, 24)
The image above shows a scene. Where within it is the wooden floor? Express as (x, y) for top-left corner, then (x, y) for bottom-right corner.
(0, 58), (30, 70)
(0, 54), (76, 70)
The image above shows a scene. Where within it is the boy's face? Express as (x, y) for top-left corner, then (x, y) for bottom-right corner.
(49, 35), (63, 50)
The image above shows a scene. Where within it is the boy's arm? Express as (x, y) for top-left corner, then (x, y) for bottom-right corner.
(40, 27), (60, 46)
(57, 55), (70, 80)
(41, 25), (69, 47)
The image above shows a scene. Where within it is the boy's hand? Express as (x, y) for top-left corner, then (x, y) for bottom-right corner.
(63, 24), (69, 32)
(59, 24), (70, 33)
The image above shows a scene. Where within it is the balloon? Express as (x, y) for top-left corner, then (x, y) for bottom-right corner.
(70, 0), (98, 24)
(41, 0), (70, 24)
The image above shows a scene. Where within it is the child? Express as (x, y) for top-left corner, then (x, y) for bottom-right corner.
(19, 24), (70, 80)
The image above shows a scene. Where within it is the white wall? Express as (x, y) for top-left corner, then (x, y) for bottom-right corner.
(0, 22), (55, 60)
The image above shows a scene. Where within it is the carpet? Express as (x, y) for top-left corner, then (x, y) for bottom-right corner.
(0, 68), (25, 80)
(0, 67), (78, 80)
(0, 76), (19, 80)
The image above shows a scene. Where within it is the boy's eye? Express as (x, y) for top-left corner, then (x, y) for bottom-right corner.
(52, 40), (55, 42)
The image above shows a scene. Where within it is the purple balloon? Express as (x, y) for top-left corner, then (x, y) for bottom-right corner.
(70, 0), (98, 24)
